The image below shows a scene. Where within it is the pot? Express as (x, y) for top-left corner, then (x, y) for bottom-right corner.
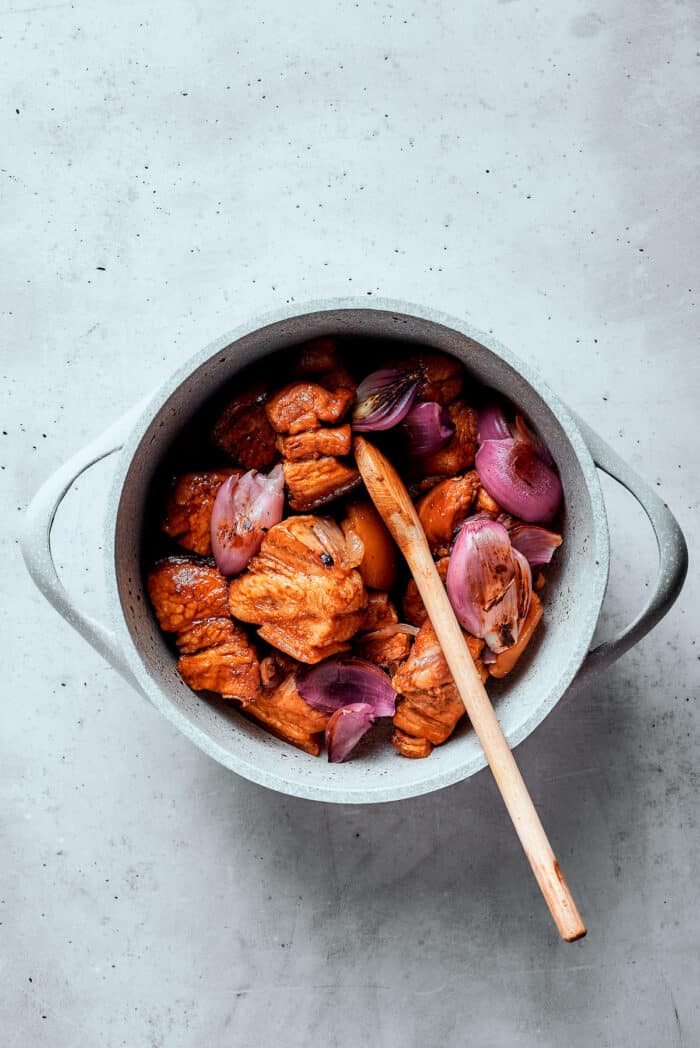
(22, 300), (688, 803)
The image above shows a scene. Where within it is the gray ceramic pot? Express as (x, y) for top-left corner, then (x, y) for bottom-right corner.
(22, 300), (688, 803)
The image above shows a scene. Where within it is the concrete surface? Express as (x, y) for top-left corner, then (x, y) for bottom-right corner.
(2, 1), (698, 1045)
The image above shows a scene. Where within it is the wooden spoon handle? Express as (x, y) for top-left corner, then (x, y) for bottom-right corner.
(354, 436), (586, 942)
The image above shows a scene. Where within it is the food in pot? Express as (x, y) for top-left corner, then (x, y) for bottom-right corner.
(146, 340), (563, 762)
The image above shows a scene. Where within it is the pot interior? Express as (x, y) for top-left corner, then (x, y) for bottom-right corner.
(112, 307), (607, 802)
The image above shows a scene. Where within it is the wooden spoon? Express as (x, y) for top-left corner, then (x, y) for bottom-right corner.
(354, 435), (586, 942)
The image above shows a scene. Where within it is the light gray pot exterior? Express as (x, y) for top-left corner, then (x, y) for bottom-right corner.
(22, 299), (688, 804)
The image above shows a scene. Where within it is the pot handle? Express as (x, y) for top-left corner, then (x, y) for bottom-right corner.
(21, 402), (149, 696)
(573, 416), (688, 688)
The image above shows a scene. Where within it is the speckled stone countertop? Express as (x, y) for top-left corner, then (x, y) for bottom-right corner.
(2, 2), (698, 1045)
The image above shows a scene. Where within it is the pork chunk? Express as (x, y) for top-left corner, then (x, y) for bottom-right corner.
(353, 591), (412, 670)
(228, 515), (367, 663)
(283, 456), (361, 510)
(176, 616), (240, 654)
(147, 557), (229, 633)
(161, 470), (242, 556)
(415, 400), (478, 478)
(177, 625), (260, 701)
(211, 383), (278, 470)
(391, 621), (487, 749)
(265, 382), (354, 435)
(403, 557), (449, 627)
(391, 728), (434, 759)
(475, 485), (501, 517)
(417, 471), (480, 556)
(277, 425), (352, 461)
(240, 674), (330, 755)
(399, 351), (464, 405)
(292, 339), (356, 391)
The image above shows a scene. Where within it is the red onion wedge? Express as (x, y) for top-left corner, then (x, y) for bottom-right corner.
(476, 437), (562, 523)
(297, 657), (396, 717)
(352, 368), (419, 432)
(325, 702), (376, 763)
(477, 403), (511, 443)
(503, 520), (563, 567)
(210, 464), (285, 575)
(401, 401), (454, 456)
(446, 517), (532, 653)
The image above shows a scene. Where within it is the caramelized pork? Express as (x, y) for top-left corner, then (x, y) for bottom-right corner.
(211, 383), (278, 470)
(291, 340), (355, 392)
(410, 350), (464, 405)
(391, 621), (487, 750)
(475, 485), (501, 517)
(176, 616), (240, 654)
(403, 557), (449, 627)
(292, 338), (340, 375)
(415, 400), (478, 479)
(359, 591), (400, 633)
(391, 728), (434, 759)
(259, 649), (299, 689)
(162, 470), (242, 556)
(239, 674), (330, 756)
(417, 471), (480, 556)
(177, 622), (260, 701)
(228, 515), (367, 663)
(393, 621), (487, 696)
(354, 629), (412, 672)
(283, 457), (361, 511)
(354, 592), (413, 671)
(265, 381), (354, 434)
(277, 425), (352, 461)
(147, 557), (230, 633)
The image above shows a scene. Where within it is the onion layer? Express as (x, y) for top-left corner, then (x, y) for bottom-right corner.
(476, 437), (562, 523)
(352, 368), (419, 432)
(401, 401), (455, 455)
(297, 657), (396, 717)
(477, 403), (511, 442)
(501, 518), (563, 567)
(326, 703), (376, 763)
(446, 517), (532, 653)
(210, 464), (285, 575)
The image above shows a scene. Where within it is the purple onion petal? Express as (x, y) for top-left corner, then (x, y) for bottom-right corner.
(297, 657), (396, 717)
(401, 401), (455, 456)
(352, 368), (420, 432)
(475, 439), (562, 523)
(477, 404), (512, 443)
(446, 517), (533, 653)
(507, 522), (563, 567)
(326, 703), (376, 763)
(210, 464), (285, 575)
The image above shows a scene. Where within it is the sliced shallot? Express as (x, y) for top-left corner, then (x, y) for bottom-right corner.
(446, 517), (532, 653)
(210, 464), (285, 575)
(401, 401), (455, 456)
(326, 702), (376, 763)
(503, 520), (563, 567)
(352, 368), (420, 432)
(477, 403), (511, 442)
(476, 436), (562, 523)
(297, 657), (396, 717)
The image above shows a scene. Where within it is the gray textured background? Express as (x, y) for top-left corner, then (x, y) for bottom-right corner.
(2, 1), (698, 1045)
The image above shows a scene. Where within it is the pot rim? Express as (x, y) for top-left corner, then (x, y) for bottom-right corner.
(105, 298), (609, 803)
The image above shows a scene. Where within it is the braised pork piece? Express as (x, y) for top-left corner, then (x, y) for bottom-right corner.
(146, 339), (563, 761)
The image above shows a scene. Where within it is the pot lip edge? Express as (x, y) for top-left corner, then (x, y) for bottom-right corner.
(103, 296), (610, 802)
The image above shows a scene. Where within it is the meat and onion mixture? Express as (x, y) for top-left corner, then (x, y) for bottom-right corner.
(147, 339), (564, 762)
